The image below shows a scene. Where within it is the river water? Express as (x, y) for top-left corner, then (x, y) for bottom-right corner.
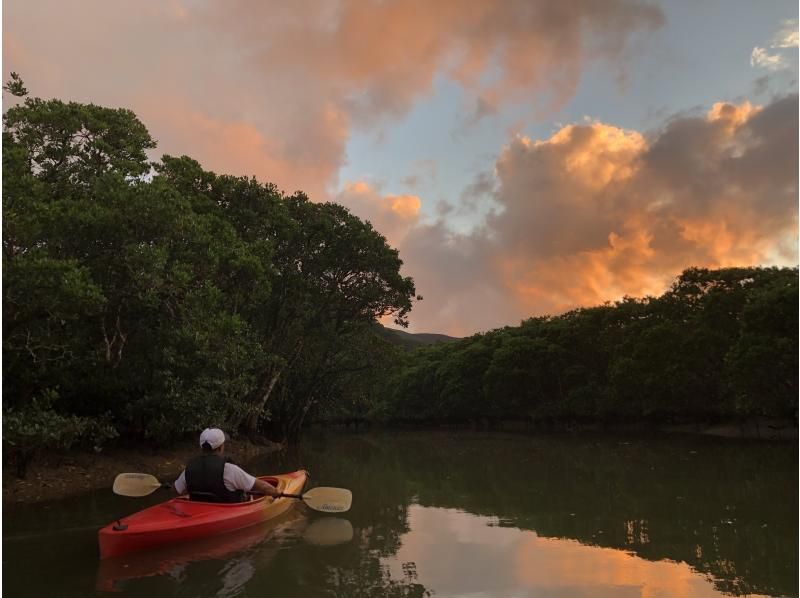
(3, 431), (797, 597)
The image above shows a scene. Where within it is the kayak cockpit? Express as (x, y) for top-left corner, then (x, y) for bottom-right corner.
(183, 476), (280, 504)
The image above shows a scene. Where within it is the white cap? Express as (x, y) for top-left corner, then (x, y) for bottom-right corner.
(199, 428), (226, 450)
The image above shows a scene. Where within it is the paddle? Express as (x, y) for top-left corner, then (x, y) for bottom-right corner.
(112, 473), (353, 513)
(113, 473), (170, 497)
(280, 487), (352, 513)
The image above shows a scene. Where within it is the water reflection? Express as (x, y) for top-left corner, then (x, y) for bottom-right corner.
(281, 431), (797, 597)
(303, 517), (354, 546)
(387, 505), (771, 598)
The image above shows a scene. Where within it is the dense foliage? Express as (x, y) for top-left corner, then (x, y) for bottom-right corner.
(2, 76), (415, 474)
(370, 266), (798, 425)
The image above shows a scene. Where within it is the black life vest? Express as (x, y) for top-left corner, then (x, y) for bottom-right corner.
(185, 454), (246, 503)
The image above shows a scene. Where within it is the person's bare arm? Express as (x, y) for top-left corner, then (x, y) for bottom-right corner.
(251, 478), (281, 497)
(173, 471), (186, 495)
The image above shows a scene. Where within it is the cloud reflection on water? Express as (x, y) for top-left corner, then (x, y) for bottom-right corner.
(385, 505), (769, 598)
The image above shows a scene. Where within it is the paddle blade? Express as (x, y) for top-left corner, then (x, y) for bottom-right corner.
(301, 487), (352, 513)
(113, 473), (162, 497)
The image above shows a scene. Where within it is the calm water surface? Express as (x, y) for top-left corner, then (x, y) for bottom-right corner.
(3, 431), (797, 597)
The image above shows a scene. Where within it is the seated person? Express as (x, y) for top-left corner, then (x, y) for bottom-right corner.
(173, 428), (281, 502)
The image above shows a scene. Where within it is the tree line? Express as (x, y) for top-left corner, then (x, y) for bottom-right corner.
(358, 265), (797, 427)
(2, 75), (415, 475)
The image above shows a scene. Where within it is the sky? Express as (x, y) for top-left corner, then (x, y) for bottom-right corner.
(3, 0), (798, 336)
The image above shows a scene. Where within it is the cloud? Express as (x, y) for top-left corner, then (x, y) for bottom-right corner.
(459, 171), (497, 212)
(400, 175), (420, 188)
(134, 95), (345, 200)
(400, 160), (438, 190)
(396, 94), (798, 334)
(750, 19), (798, 72)
(771, 19), (799, 48)
(751, 47), (786, 71)
(335, 181), (421, 248)
(462, 94), (500, 128)
(393, 222), (516, 336)
(238, 0), (663, 123)
(3, 0), (663, 201)
(490, 124), (647, 258)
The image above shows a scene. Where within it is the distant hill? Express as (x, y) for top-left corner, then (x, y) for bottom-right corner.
(375, 325), (459, 350)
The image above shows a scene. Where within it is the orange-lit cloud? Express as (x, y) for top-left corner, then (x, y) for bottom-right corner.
(336, 181), (421, 247)
(707, 101), (760, 131)
(134, 95), (346, 200)
(229, 0), (663, 123)
(3, 0), (662, 201)
(396, 94), (797, 334)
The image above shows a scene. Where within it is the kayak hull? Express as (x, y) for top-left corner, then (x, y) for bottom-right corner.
(98, 470), (308, 559)
(95, 509), (306, 591)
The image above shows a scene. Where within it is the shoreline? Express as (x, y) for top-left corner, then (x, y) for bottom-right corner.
(4, 419), (796, 507)
(323, 416), (798, 440)
(2, 438), (283, 508)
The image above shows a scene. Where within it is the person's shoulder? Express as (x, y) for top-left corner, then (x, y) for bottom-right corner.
(223, 462), (253, 476)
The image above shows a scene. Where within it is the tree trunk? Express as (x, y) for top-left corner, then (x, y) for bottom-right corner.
(281, 394), (316, 443)
(246, 340), (307, 436)
(295, 397), (315, 437)
(245, 367), (282, 437)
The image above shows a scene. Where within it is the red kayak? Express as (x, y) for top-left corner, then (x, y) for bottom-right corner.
(98, 470), (308, 559)
(96, 509), (306, 591)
